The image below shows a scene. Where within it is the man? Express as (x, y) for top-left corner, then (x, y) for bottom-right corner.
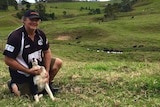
(3, 10), (62, 96)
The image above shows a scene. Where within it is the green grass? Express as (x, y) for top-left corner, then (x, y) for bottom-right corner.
(0, 0), (160, 106)
(0, 61), (160, 106)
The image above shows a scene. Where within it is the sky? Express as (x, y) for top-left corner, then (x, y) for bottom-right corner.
(16, 0), (110, 3)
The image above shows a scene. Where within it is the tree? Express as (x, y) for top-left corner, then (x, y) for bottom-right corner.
(63, 11), (67, 15)
(16, 0), (31, 19)
(120, 0), (132, 12)
(26, 2), (31, 9)
(104, 4), (115, 18)
(0, 0), (8, 10)
(50, 13), (55, 19)
(21, 0), (31, 9)
(104, 0), (139, 20)
(8, 0), (18, 8)
(16, 1), (55, 21)
(0, 0), (18, 10)
(35, 3), (46, 20)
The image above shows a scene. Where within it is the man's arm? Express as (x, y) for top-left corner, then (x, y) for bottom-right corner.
(4, 56), (41, 75)
(43, 48), (52, 73)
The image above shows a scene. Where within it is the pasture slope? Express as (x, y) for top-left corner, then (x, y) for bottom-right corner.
(0, 0), (160, 106)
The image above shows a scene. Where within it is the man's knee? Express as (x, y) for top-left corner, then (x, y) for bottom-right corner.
(55, 58), (62, 68)
(50, 58), (62, 73)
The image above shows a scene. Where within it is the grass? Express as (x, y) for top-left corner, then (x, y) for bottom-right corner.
(0, 60), (160, 106)
(44, 1), (111, 20)
(0, 0), (160, 106)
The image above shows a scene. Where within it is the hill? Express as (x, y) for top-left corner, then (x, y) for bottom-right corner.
(0, 1), (160, 62)
(39, 0), (160, 62)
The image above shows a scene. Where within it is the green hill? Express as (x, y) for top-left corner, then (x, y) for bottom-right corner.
(0, 0), (160, 62)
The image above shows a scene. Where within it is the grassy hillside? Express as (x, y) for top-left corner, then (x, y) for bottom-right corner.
(0, 0), (160, 106)
(39, 0), (160, 62)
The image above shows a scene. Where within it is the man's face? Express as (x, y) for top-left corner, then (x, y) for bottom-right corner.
(24, 18), (40, 30)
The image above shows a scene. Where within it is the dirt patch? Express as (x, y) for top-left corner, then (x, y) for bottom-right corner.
(55, 35), (72, 40)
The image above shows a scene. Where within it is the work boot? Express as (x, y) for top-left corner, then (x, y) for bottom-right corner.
(49, 83), (60, 94)
(7, 80), (12, 93)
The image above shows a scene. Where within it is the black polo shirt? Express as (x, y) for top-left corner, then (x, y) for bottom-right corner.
(3, 26), (49, 77)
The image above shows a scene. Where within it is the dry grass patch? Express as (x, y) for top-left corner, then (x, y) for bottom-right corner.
(55, 35), (72, 40)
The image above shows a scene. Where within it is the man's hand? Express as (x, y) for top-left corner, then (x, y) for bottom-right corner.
(29, 67), (42, 75)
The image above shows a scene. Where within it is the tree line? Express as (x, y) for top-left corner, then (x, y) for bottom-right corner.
(16, 1), (55, 21)
(0, 0), (18, 10)
(1, 0), (139, 21)
(104, 0), (138, 20)
(39, 0), (98, 2)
